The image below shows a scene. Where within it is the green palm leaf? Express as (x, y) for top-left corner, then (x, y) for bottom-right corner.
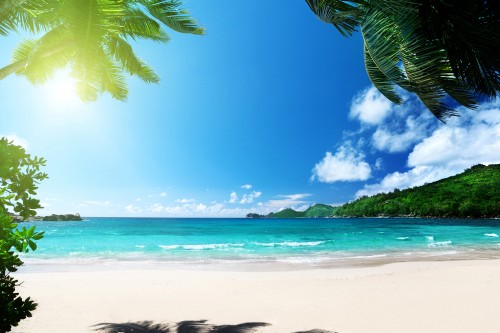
(0, 0), (204, 102)
(136, 0), (205, 35)
(306, 0), (500, 121)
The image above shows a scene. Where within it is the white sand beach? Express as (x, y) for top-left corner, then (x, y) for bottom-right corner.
(11, 259), (500, 333)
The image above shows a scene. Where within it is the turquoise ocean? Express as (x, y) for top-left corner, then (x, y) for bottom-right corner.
(20, 217), (500, 269)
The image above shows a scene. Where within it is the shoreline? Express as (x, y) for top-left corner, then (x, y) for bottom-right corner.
(18, 246), (500, 273)
(12, 258), (500, 333)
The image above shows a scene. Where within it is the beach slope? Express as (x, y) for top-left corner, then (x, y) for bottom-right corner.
(12, 260), (500, 333)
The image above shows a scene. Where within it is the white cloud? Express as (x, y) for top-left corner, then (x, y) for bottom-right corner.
(228, 191), (238, 203)
(2, 134), (29, 148)
(356, 100), (500, 196)
(356, 166), (456, 197)
(263, 193), (312, 211)
(143, 201), (256, 218)
(240, 184), (252, 190)
(117, 192), (313, 218)
(311, 145), (371, 183)
(408, 114), (500, 169)
(150, 203), (164, 212)
(348, 86), (437, 153)
(160, 192), (167, 197)
(349, 86), (393, 125)
(372, 113), (433, 152)
(175, 198), (196, 203)
(125, 204), (142, 213)
(240, 191), (262, 204)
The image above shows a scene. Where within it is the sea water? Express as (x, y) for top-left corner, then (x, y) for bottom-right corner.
(19, 217), (500, 269)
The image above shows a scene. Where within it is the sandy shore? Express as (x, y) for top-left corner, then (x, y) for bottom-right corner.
(11, 259), (500, 333)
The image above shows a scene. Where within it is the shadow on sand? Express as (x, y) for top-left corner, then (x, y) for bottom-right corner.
(93, 320), (338, 333)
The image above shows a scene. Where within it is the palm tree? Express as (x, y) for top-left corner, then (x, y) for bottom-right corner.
(0, 0), (204, 101)
(306, 0), (500, 121)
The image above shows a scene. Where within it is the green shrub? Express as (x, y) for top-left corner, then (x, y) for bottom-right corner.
(0, 138), (47, 332)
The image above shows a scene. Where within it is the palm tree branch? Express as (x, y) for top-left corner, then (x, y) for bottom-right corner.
(363, 42), (402, 104)
(135, 0), (204, 35)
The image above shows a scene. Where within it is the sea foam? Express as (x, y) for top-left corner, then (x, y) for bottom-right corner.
(253, 241), (326, 247)
(484, 233), (499, 237)
(159, 243), (245, 251)
(428, 240), (452, 248)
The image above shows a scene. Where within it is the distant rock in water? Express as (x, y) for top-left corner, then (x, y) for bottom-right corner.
(41, 213), (83, 221)
(246, 213), (263, 218)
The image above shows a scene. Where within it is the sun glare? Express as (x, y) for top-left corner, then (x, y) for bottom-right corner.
(39, 73), (83, 112)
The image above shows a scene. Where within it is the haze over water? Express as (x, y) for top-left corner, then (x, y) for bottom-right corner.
(21, 218), (500, 269)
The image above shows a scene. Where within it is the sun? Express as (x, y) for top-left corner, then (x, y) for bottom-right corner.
(39, 72), (83, 112)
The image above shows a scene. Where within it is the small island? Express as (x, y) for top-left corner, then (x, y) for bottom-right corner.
(248, 164), (500, 219)
(41, 213), (83, 221)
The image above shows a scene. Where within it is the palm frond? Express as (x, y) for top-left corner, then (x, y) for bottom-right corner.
(0, 0), (204, 102)
(10, 26), (74, 84)
(418, 0), (500, 97)
(106, 36), (160, 83)
(360, 6), (411, 90)
(305, 0), (364, 37)
(100, 56), (128, 101)
(119, 8), (170, 43)
(307, 0), (500, 120)
(363, 43), (402, 104)
(135, 0), (205, 35)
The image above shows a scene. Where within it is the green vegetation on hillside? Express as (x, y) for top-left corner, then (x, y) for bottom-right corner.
(41, 214), (82, 222)
(247, 204), (337, 218)
(249, 164), (500, 219)
(335, 164), (499, 218)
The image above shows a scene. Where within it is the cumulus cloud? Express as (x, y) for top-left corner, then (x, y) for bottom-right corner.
(160, 192), (167, 197)
(240, 191), (262, 204)
(348, 86), (437, 153)
(356, 166), (456, 197)
(240, 184), (252, 190)
(175, 198), (196, 203)
(228, 191), (238, 203)
(408, 109), (500, 168)
(357, 100), (500, 197)
(372, 113), (434, 152)
(125, 204), (142, 213)
(143, 201), (256, 218)
(311, 145), (371, 183)
(349, 86), (393, 125)
(263, 193), (312, 211)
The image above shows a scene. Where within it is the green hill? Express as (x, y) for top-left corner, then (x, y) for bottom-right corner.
(303, 204), (337, 217)
(334, 164), (500, 218)
(267, 208), (304, 218)
(247, 164), (500, 219)
(247, 204), (337, 218)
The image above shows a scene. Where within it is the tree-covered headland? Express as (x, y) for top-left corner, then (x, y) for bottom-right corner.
(335, 164), (500, 218)
(249, 164), (500, 219)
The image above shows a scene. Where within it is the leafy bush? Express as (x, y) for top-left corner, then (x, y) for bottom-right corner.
(0, 138), (47, 332)
(334, 164), (500, 218)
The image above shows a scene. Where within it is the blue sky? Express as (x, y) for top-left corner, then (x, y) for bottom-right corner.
(1, 1), (499, 217)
